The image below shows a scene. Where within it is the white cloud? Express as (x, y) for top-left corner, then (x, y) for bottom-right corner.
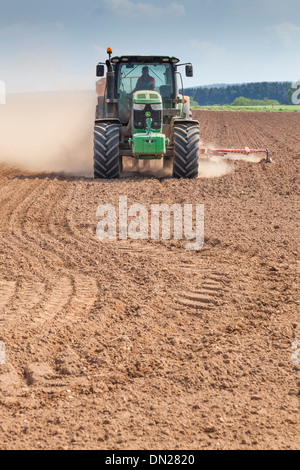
(190, 40), (225, 57)
(0, 23), (22, 36)
(188, 39), (259, 85)
(0, 21), (65, 39)
(103, 0), (185, 18)
(166, 2), (185, 16)
(264, 22), (300, 47)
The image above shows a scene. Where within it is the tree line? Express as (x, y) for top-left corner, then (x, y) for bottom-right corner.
(184, 82), (293, 106)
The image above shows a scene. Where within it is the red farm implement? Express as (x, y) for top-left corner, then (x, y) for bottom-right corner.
(199, 146), (271, 163)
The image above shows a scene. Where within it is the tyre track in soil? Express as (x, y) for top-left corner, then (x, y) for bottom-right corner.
(0, 177), (100, 345)
(2, 180), (70, 327)
(0, 110), (299, 450)
(35, 185), (99, 326)
(0, 178), (102, 403)
(175, 270), (229, 312)
(1, 178), (59, 276)
(0, 179), (50, 319)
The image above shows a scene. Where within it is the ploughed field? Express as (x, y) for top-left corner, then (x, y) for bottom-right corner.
(0, 110), (299, 450)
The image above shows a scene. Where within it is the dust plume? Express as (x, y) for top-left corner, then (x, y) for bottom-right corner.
(122, 155), (233, 180)
(197, 141), (264, 178)
(226, 153), (263, 163)
(198, 155), (233, 178)
(0, 91), (96, 177)
(122, 158), (171, 179)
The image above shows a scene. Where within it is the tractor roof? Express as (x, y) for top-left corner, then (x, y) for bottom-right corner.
(111, 56), (180, 64)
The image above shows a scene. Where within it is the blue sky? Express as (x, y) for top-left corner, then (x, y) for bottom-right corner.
(0, 0), (299, 92)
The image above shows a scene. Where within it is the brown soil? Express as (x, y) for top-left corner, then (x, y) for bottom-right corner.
(0, 110), (299, 450)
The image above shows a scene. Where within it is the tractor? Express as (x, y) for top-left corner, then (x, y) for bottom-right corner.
(93, 47), (200, 179)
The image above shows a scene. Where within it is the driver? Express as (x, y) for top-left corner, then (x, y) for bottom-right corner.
(133, 66), (155, 92)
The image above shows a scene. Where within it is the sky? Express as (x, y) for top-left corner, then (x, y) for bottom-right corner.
(0, 0), (300, 93)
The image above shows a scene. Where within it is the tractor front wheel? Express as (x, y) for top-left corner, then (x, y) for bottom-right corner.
(173, 122), (199, 179)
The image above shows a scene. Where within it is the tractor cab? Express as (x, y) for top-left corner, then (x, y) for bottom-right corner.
(112, 56), (179, 124)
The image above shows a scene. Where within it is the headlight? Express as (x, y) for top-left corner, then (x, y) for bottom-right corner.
(133, 103), (145, 110)
(151, 103), (162, 111)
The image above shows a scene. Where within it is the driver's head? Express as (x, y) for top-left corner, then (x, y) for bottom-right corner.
(142, 66), (149, 76)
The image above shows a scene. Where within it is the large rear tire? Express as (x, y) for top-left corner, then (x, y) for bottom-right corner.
(94, 122), (121, 179)
(173, 122), (199, 179)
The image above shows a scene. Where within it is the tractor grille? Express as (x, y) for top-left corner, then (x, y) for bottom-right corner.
(133, 104), (162, 130)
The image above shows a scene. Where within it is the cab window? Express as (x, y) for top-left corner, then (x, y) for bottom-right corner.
(118, 63), (174, 98)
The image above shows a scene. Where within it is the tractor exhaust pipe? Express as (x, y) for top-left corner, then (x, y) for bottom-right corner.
(105, 48), (117, 118)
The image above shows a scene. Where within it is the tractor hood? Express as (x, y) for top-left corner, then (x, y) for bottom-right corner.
(133, 90), (162, 105)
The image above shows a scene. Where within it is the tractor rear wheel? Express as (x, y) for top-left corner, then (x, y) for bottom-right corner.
(94, 122), (121, 179)
(173, 122), (199, 179)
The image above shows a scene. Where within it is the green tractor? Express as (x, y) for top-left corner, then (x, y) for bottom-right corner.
(94, 48), (200, 179)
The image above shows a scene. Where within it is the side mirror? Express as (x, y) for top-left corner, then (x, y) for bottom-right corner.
(185, 64), (193, 77)
(96, 64), (105, 77)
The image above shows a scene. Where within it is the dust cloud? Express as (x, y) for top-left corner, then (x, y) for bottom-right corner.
(0, 91), (96, 177)
(122, 158), (172, 179)
(198, 155), (233, 178)
(226, 153), (263, 163)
